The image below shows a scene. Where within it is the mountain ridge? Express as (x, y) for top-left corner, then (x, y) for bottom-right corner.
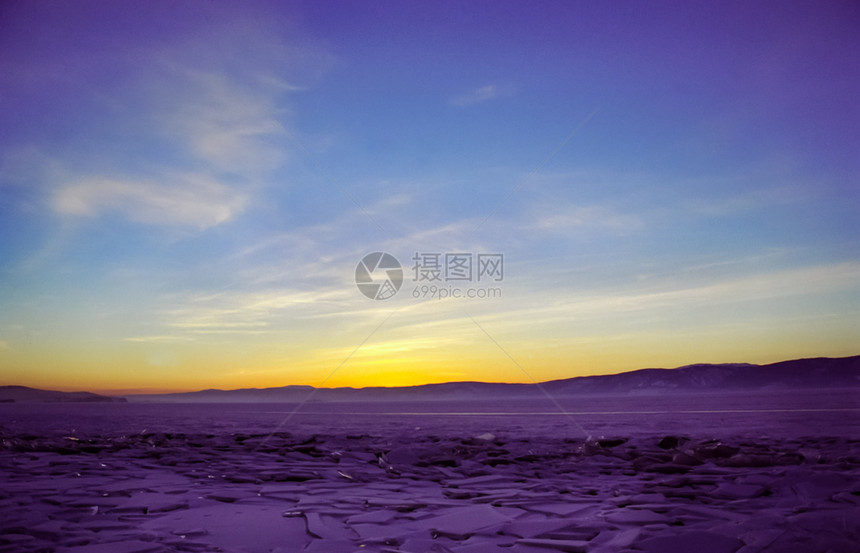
(0, 385), (127, 403)
(124, 355), (860, 403)
(2, 356), (856, 403)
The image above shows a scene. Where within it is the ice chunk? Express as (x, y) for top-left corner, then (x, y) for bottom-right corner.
(501, 518), (580, 539)
(56, 540), (164, 553)
(407, 504), (511, 540)
(604, 508), (669, 525)
(515, 538), (589, 552)
(304, 512), (355, 540)
(636, 531), (743, 553)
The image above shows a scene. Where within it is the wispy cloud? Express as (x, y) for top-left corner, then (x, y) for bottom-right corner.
(123, 335), (193, 343)
(450, 84), (512, 107)
(52, 174), (248, 229)
(0, 340), (11, 351)
(16, 9), (333, 234)
(529, 203), (644, 234)
(684, 183), (808, 217)
(160, 285), (353, 336)
(44, 61), (290, 229)
(478, 261), (860, 329)
(157, 66), (289, 173)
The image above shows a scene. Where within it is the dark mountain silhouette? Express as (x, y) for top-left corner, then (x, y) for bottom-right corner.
(0, 386), (127, 403)
(543, 355), (860, 395)
(125, 355), (860, 403)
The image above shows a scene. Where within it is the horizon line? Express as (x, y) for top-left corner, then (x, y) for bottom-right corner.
(4, 353), (857, 397)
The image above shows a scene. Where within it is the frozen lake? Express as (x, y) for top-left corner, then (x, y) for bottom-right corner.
(1, 388), (857, 440)
(1, 389), (858, 553)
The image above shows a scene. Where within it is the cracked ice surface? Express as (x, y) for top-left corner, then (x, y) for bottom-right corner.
(0, 391), (858, 553)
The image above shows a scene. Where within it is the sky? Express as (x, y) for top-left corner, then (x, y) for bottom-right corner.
(0, 1), (858, 394)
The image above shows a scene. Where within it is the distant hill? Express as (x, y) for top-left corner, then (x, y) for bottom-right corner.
(0, 386), (127, 403)
(543, 355), (860, 395)
(126, 355), (860, 403)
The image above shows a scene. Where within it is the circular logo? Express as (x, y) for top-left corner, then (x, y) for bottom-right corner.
(355, 252), (403, 300)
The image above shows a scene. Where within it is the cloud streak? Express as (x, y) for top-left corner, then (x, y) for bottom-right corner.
(479, 262), (860, 330)
(156, 66), (290, 173)
(450, 84), (512, 107)
(123, 335), (193, 344)
(13, 6), (332, 234)
(529, 203), (644, 234)
(52, 174), (249, 229)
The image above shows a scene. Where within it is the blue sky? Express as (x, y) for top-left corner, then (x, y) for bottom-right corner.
(0, 1), (858, 392)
